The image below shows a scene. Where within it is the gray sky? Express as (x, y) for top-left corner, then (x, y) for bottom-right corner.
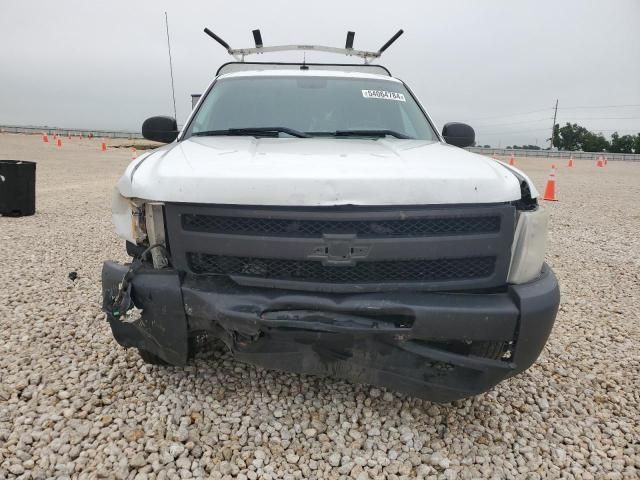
(1, 0), (639, 146)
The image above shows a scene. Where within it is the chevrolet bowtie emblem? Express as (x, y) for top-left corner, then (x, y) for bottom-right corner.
(309, 234), (371, 266)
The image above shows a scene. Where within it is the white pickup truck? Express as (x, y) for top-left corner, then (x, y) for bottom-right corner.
(102, 34), (559, 402)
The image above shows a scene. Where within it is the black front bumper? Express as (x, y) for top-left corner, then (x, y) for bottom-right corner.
(102, 262), (559, 402)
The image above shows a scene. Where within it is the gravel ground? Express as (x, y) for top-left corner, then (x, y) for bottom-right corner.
(0, 133), (638, 479)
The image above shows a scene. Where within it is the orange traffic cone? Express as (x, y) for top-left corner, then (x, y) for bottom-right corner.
(508, 154), (515, 166)
(567, 156), (574, 167)
(42, 133), (49, 143)
(57, 138), (62, 148)
(101, 142), (107, 152)
(543, 168), (558, 201)
(131, 147), (137, 160)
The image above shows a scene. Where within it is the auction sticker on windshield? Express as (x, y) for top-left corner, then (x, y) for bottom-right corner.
(362, 90), (406, 102)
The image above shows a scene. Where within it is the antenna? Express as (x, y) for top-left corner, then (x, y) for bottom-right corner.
(165, 12), (177, 120)
(203, 27), (404, 64)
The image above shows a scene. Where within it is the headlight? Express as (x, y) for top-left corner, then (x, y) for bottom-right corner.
(111, 189), (145, 244)
(507, 207), (549, 284)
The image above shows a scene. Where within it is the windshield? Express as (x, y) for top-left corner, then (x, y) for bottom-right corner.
(186, 76), (437, 140)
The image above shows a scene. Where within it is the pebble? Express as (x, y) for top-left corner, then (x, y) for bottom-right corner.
(430, 452), (450, 470)
(303, 428), (317, 438)
(8, 465), (25, 475)
(328, 453), (341, 467)
(130, 453), (146, 468)
(285, 453), (299, 464)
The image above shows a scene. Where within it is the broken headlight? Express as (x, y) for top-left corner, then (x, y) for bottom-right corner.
(507, 207), (549, 284)
(144, 203), (169, 268)
(112, 189), (145, 244)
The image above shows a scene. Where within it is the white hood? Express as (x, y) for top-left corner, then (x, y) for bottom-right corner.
(118, 137), (528, 206)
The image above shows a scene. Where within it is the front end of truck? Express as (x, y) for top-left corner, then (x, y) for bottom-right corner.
(102, 66), (559, 402)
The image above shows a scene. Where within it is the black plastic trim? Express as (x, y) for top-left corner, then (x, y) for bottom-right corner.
(165, 203), (516, 293)
(101, 261), (560, 402)
(101, 262), (189, 365)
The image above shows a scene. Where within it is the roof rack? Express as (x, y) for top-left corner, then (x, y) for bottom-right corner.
(215, 61), (393, 77)
(203, 28), (404, 64)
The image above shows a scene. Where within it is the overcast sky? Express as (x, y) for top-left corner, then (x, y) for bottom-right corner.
(1, 0), (639, 146)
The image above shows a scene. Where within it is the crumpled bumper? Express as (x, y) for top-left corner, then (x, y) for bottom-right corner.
(102, 262), (559, 402)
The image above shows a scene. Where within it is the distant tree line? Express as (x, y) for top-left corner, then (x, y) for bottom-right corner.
(506, 145), (542, 150)
(482, 123), (640, 153)
(552, 123), (640, 153)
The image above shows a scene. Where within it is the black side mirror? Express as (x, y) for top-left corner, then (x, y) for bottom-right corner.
(442, 122), (475, 148)
(142, 116), (179, 143)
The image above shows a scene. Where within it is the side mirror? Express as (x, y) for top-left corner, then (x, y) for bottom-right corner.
(442, 122), (475, 148)
(142, 116), (178, 143)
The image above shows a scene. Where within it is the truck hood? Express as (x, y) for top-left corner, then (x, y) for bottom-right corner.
(118, 137), (529, 206)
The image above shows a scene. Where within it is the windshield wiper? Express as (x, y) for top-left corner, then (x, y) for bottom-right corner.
(192, 127), (310, 138)
(334, 129), (413, 139)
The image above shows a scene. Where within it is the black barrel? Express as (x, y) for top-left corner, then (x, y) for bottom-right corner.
(0, 160), (36, 216)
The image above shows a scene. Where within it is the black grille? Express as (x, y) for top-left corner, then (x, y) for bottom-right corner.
(182, 214), (500, 238)
(187, 254), (495, 284)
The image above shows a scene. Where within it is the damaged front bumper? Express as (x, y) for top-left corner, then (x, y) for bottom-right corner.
(102, 262), (559, 403)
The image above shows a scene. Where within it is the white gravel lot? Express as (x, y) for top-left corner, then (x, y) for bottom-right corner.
(0, 133), (638, 479)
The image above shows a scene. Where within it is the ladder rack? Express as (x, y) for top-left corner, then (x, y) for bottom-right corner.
(204, 28), (404, 64)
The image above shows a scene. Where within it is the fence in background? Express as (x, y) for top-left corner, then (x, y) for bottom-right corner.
(1, 125), (639, 160)
(467, 147), (640, 162)
(0, 124), (143, 139)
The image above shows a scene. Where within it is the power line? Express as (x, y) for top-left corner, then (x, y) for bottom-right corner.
(479, 127), (552, 136)
(582, 128), (640, 133)
(475, 116), (640, 128)
(466, 102), (640, 142)
(474, 117), (640, 131)
(474, 117), (553, 127)
(560, 104), (640, 109)
(465, 103), (640, 122)
(465, 107), (553, 121)
(478, 126), (640, 136)
(557, 116), (640, 120)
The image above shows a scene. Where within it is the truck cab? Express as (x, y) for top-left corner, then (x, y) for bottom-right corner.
(102, 42), (559, 402)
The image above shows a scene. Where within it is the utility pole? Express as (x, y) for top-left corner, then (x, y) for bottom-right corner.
(550, 99), (558, 149)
